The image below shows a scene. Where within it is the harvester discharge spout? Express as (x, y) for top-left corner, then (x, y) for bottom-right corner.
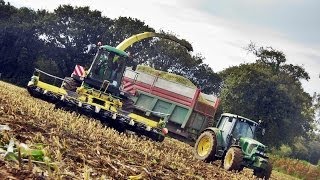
(116, 32), (193, 52)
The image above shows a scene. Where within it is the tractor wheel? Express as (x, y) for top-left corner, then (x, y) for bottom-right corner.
(255, 161), (272, 179)
(264, 161), (273, 179)
(194, 131), (217, 162)
(121, 98), (135, 113)
(223, 147), (243, 171)
(62, 77), (80, 91)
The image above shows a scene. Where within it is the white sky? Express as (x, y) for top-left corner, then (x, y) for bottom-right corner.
(7, 0), (320, 95)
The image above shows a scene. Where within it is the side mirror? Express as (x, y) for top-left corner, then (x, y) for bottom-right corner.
(232, 137), (240, 145)
(132, 64), (137, 71)
(227, 134), (231, 140)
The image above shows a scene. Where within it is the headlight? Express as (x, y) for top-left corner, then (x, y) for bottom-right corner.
(255, 150), (267, 157)
(27, 76), (39, 86)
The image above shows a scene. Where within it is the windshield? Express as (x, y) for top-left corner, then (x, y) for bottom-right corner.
(233, 119), (257, 139)
(88, 49), (126, 87)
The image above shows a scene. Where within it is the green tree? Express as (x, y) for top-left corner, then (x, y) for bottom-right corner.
(185, 63), (222, 94)
(0, 2), (222, 95)
(313, 93), (320, 126)
(0, 1), (40, 85)
(35, 5), (115, 76)
(219, 44), (314, 147)
(247, 42), (310, 80)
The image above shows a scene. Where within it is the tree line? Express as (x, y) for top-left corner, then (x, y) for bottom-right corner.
(0, 1), (221, 94)
(0, 1), (319, 164)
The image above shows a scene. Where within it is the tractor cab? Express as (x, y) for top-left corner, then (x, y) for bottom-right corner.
(217, 113), (260, 148)
(84, 45), (129, 96)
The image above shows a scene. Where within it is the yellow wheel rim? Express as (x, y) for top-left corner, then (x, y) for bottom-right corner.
(197, 135), (211, 157)
(225, 150), (233, 167)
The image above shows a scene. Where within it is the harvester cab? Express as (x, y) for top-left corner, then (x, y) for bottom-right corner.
(81, 45), (129, 96)
(194, 113), (272, 179)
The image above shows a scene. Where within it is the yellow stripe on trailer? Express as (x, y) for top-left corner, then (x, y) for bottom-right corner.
(128, 113), (159, 128)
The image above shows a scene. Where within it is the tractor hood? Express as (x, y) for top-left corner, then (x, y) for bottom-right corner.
(240, 137), (265, 147)
(239, 137), (269, 170)
(239, 137), (267, 156)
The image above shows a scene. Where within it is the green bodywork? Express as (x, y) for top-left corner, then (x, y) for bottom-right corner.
(133, 91), (193, 126)
(100, 45), (128, 57)
(202, 127), (225, 156)
(203, 113), (269, 170)
(239, 137), (269, 170)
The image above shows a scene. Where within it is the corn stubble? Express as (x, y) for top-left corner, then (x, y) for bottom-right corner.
(0, 81), (275, 179)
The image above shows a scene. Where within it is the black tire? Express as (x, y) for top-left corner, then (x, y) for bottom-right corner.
(121, 97), (135, 113)
(113, 124), (126, 134)
(27, 86), (40, 98)
(194, 131), (217, 162)
(62, 77), (80, 91)
(223, 147), (243, 171)
(254, 161), (272, 179)
(264, 161), (272, 179)
(150, 132), (165, 142)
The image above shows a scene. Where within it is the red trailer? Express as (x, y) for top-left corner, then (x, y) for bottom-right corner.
(122, 68), (220, 143)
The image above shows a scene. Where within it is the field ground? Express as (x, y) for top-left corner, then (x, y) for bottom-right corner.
(0, 81), (297, 179)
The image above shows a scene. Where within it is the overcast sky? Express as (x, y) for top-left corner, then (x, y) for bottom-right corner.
(7, 0), (320, 95)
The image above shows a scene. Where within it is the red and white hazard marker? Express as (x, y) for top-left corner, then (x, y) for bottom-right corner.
(72, 65), (85, 77)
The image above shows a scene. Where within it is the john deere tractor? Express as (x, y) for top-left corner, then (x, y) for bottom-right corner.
(194, 113), (272, 179)
(27, 32), (192, 142)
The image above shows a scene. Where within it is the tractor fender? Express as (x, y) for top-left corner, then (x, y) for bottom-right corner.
(201, 127), (224, 153)
(230, 145), (241, 149)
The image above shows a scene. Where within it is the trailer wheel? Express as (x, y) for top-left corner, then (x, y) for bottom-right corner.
(223, 147), (243, 171)
(194, 131), (217, 162)
(62, 77), (80, 91)
(150, 132), (165, 142)
(122, 98), (135, 113)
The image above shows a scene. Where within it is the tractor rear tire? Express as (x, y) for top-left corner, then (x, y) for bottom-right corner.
(62, 77), (80, 92)
(194, 131), (217, 162)
(223, 147), (243, 171)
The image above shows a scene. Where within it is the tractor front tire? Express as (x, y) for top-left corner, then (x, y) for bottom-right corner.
(254, 161), (272, 179)
(264, 161), (273, 179)
(62, 77), (80, 92)
(194, 131), (217, 162)
(223, 147), (243, 171)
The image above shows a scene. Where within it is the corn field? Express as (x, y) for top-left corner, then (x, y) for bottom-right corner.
(0, 81), (284, 179)
(271, 156), (320, 180)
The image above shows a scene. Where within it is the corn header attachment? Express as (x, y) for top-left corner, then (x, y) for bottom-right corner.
(27, 67), (168, 142)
